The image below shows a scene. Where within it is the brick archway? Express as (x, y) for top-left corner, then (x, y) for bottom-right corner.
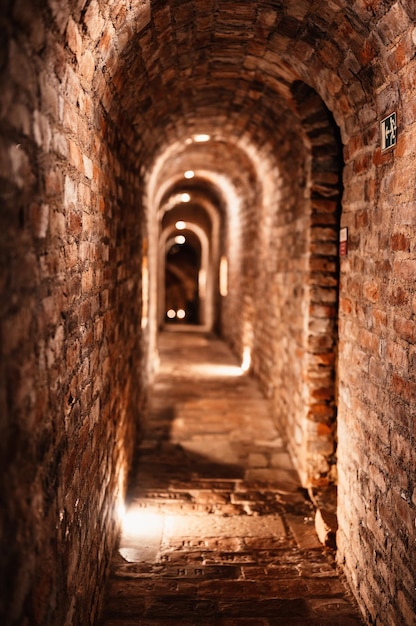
(292, 82), (343, 494)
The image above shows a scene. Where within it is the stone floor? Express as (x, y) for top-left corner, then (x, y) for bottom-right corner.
(99, 330), (364, 626)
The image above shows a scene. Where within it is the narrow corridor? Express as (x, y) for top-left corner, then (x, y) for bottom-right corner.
(3, 4), (416, 624)
(100, 331), (362, 626)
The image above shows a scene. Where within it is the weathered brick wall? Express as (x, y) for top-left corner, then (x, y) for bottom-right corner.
(221, 112), (310, 455)
(248, 127), (312, 482)
(335, 21), (416, 623)
(219, 94), (340, 492)
(0, 4), (146, 625)
(218, 6), (416, 623)
(291, 82), (341, 491)
(220, 152), (258, 363)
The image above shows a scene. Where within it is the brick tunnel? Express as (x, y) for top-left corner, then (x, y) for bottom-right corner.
(0, 1), (415, 625)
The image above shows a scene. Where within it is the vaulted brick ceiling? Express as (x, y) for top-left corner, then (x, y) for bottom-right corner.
(28, 0), (405, 218)
(103, 0), (395, 155)
(85, 0), (405, 214)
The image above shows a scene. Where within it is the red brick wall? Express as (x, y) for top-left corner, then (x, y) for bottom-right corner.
(336, 66), (416, 626)
(220, 7), (416, 622)
(220, 158), (258, 357)
(0, 5), (145, 625)
(319, 9), (416, 624)
(220, 90), (341, 492)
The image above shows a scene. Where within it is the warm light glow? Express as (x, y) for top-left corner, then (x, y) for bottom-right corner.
(175, 235), (186, 244)
(193, 134), (210, 142)
(219, 256), (228, 297)
(181, 193), (191, 202)
(241, 346), (251, 372)
(122, 507), (162, 537)
(184, 170), (195, 179)
(141, 255), (149, 329)
(116, 464), (127, 526)
(117, 501), (126, 523)
(175, 220), (186, 230)
(187, 363), (244, 377)
(167, 309), (176, 319)
(177, 309), (186, 319)
(199, 269), (206, 299)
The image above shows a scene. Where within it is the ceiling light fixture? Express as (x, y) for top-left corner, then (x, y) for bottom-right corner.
(193, 134), (210, 143)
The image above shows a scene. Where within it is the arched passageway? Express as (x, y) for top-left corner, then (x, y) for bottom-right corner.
(163, 228), (202, 325)
(158, 189), (218, 330)
(1, 2), (415, 626)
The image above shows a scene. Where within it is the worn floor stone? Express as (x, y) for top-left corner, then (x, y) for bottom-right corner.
(99, 331), (363, 625)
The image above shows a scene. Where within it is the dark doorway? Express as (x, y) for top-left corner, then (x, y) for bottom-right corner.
(165, 236), (201, 325)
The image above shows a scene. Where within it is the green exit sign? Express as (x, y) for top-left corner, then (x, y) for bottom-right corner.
(380, 112), (397, 151)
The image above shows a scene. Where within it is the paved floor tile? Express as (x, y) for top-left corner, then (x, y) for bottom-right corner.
(99, 331), (363, 626)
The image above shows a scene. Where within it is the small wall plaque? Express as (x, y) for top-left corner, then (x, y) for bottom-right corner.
(380, 112), (397, 151)
(339, 227), (348, 257)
